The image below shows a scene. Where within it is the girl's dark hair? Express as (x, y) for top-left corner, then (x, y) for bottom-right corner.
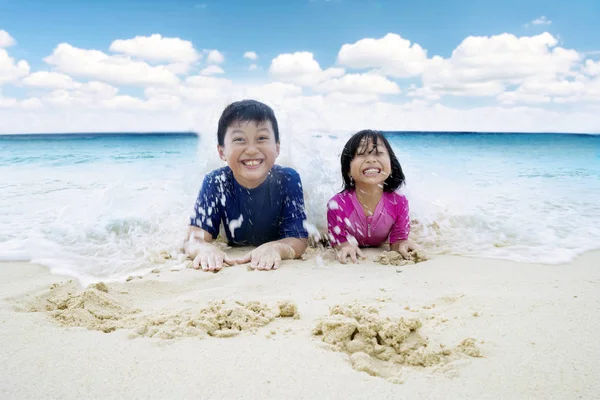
(340, 129), (405, 193)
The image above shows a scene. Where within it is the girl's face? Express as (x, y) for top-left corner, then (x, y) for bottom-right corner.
(349, 137), (392, 189)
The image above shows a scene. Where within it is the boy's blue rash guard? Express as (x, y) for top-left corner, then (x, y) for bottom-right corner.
(189, 165), (309, 246)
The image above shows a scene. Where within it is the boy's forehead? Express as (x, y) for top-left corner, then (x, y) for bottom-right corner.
(228, 119), (273, 131)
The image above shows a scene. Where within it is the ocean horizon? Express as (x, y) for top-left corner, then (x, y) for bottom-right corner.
(1, 130), (599, 138)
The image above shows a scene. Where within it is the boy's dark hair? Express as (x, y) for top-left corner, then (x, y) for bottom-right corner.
(217, 99), (280, 146)
(340, 129), (405, 193)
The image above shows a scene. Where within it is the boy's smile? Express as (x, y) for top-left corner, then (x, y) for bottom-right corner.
(218, 120), (280, 189)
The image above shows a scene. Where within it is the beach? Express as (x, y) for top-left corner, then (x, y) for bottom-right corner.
(2, 248), (599, 399)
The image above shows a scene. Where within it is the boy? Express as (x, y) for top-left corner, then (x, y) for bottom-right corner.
(184, 99), (308, 272)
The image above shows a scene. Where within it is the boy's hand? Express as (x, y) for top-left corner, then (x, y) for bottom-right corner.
(235, 242), (296, 271)
(190, 243), (235, 272)
(337, 242), (365, 264)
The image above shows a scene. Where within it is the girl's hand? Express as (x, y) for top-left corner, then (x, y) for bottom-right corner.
(337, 242), (365, 264)
(392, 239), (419, 260)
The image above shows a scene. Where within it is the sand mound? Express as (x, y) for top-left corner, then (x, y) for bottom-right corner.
(25, 282), (298, 339)
(135, 300), (298, 339)
(27, 281), (138, 333)
(312, 304), (481, 383)
(373, 249), (429, 266)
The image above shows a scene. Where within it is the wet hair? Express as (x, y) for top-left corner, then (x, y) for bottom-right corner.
(217, 99), (280, 146)
(340, 129), (405, 193)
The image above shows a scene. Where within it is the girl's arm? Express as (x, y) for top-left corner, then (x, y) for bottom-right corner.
(327, 196), (364, 263)
(389, 195), (414, 259)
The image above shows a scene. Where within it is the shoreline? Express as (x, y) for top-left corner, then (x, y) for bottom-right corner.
(1, 250), (599, 399)
(16, 245), (600, 287)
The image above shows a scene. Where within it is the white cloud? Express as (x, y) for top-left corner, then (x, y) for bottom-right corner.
(206, 50), (225, 64)
(584, 60), (600, 77)
(532, 16), (552, 25)
(419, 32), (580, 97)
(44, 43), (180, 86)
(324, 92), (380, 104)
(163, 62), (194, 75)
(3, 88), (600, 134)
(314, 72), (400, 94)
(269, 51), (345, 86)
(497, 91), (552, 105)
(4, 30), (600, 135)
(0, 96), (17, 108)
(41, 81), (120, 107)
(22, 71), (77, 89)
(0, 30), (16, 48)
(244, 51), (258, 60)
(109, 34), (200, 64)
(185, 75), (232, 88)
(407, 85), (441, 101)
(200, 65), (225, 75)
(249, 64), (258, 71)
(337, 33), (428, 78)
(0, 49), (30, 84)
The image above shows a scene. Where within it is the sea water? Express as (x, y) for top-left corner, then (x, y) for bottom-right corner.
(1, 131), (599, 284)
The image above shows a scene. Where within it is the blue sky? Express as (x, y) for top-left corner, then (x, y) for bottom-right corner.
(1, 0), (599, 133)
(2, 0), (599, 70)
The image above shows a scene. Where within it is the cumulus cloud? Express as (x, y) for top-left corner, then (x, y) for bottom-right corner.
(44, 43), (180, 86)
(418, 32), (580, 97)
(531, 16), (552, 25)
(0, 30), (16, 48)
(109, 34), (200, 64)
(4, 30), (600, 134)
(243, 51), (258, 60)
(269, 51), (344, 86)
(206, 50), (225, 64)
(0, 49), (30, 84)
(584, 60), (600, 77)
(200, 65), (225, 75)
(42, 81), (120, 107)
(337, 33), (428, 78)
(22, 71), (77, 89)
(314, 72), (400, 94)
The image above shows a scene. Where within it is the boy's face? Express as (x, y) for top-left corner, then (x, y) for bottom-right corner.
(218, 120), (280, 189)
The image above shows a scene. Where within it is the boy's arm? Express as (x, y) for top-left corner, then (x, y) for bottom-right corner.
(185, 173), (232, 271)
(278, 169), (310, 257)
(234, 169), (309, 270)
(273, 237), (308, 260)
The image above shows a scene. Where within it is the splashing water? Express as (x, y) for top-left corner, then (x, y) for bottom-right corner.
(1, 131), (599, 284)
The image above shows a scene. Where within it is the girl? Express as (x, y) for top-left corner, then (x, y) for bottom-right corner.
(327, 129), (416, 264)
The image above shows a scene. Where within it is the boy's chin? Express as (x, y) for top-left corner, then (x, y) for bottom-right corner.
(235, 170), (271, 187)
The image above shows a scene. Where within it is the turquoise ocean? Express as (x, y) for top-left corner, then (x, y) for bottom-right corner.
(1, 132), (599, 284)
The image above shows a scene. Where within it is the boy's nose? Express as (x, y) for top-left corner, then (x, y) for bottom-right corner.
(245, 145), (259, 155)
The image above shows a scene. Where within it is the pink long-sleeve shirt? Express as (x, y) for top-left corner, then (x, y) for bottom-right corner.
(327, 190), (410, 247)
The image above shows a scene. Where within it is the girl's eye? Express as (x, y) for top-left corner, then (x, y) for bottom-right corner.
(233, 138), (244, 143)
(258, 136), (268, 141)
